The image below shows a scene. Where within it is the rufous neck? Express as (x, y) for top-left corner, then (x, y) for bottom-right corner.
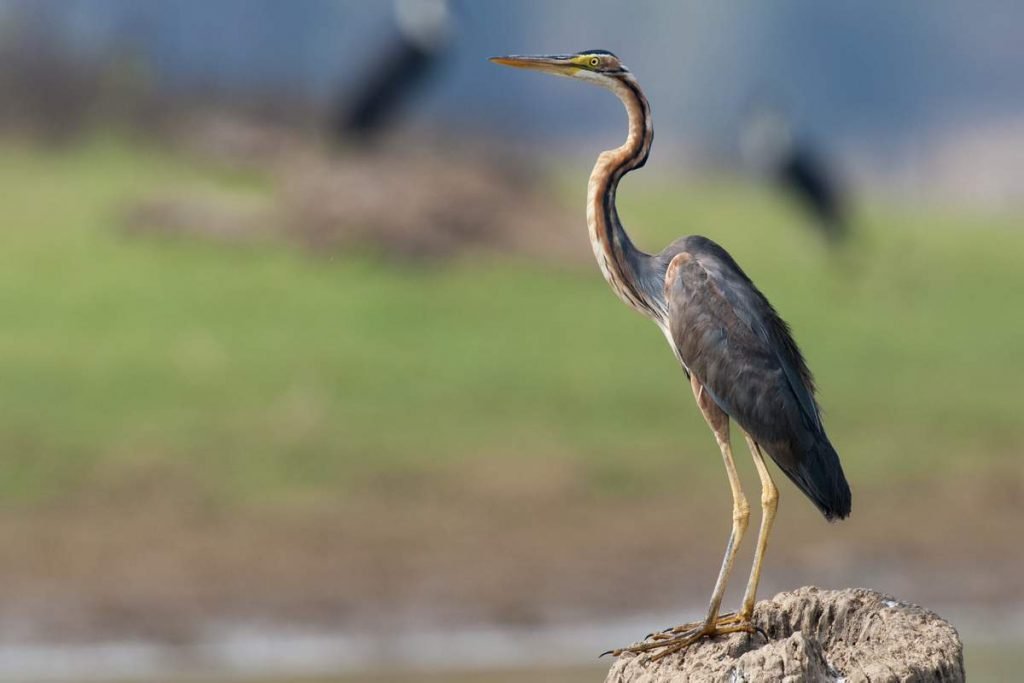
(585, 74), (657, 319)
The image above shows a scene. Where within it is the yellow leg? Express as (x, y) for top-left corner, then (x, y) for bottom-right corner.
(691, 375), (750, 627)
(740, 434), (778, 620)
(609, 377), (753, 659)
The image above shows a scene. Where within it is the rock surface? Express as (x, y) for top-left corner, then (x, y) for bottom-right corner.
(606, 586), (964, 683)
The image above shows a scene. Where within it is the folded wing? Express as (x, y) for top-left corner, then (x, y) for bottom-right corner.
(664, 236), (851, 520)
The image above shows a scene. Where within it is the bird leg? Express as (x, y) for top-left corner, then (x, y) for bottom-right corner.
(608, 376), (754, 660)
(739, 434), (778, 621)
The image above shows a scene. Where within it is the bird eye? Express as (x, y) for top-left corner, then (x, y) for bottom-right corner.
(589, 57), (600, 67)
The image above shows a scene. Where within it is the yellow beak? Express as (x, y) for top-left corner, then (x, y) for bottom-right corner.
(489, 54), (580, 77)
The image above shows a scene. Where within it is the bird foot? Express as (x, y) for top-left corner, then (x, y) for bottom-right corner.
(603, 612), (761, 662)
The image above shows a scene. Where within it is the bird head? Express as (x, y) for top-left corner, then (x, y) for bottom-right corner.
(489, 50), (628, 86)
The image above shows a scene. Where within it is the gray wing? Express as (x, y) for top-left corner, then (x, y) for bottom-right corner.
(664, 236), (850, 520)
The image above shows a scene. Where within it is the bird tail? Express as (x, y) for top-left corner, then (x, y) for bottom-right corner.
(779, 434), (852, 522)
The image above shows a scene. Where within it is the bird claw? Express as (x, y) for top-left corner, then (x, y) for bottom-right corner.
(604, 613), (759, 662)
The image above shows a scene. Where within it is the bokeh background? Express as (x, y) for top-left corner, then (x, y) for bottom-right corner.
(0, 1), (1022, 681)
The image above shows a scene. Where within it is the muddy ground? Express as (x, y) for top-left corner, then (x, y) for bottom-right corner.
(0, 462), (1020, 645)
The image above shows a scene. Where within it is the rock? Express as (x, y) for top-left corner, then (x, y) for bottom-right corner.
(606, 586), (964, 683)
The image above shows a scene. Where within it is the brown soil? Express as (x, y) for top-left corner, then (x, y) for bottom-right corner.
(1, 460), (1021, 644)
(125, 114), (585, 265)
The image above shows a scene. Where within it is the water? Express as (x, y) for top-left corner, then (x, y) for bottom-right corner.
(0, 605), (1017, 682)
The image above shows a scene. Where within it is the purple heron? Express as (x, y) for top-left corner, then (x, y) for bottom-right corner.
(490, 51), (851, 660)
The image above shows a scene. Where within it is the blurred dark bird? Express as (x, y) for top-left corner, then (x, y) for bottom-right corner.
(491, 51), (851, 660)
(742, 106), (850, 243)
(331, 0), (452, 144)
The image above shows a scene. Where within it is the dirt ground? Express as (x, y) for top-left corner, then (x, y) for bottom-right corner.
(0, 460), (1020, 645)
(126, 115), (585, 265)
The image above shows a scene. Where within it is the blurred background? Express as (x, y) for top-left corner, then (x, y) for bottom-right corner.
(0, 1), (1022, 681)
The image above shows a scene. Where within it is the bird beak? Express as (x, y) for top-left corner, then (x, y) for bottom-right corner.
(489, 54), (580, 77)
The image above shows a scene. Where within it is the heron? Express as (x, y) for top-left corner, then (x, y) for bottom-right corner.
(490, 51), (851, 659)
(741, 104), (850, 244)
(331, 0), (452, 144)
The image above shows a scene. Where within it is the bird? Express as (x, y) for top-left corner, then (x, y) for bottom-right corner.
(331, 0), (452, 144)
(490, 51), (851, 660)
(741, 104), (850, 244)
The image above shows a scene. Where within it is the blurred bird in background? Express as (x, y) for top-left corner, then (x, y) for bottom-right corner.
(491, 50), (851, 660)
(330, 0), (453, 145)
(741, 103), (851, 244)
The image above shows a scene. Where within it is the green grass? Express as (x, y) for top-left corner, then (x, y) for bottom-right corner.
(0, 135), (1022, 505)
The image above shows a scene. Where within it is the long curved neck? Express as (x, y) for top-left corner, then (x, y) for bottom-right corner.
(586, 73), (661, 322)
